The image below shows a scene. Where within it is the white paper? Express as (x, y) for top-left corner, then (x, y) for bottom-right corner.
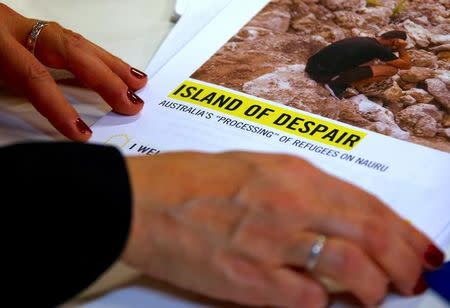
(92, 0), (450, 245)
(90, 0), (450, 307)
(147, 0), (232, 77)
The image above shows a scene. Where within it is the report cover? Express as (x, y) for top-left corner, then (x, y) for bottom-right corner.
(91, 0), (450, 249)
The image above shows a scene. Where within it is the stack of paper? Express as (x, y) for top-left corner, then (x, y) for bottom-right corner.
(89, 0), (450, 307)
(146, 0), (232, 78)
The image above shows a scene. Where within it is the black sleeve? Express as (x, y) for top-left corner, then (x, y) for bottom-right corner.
(1, 142), (132, 307)
(376, 45), (398, 62)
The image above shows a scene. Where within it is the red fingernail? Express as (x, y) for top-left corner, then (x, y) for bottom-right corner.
(127, 89), (144, 105)
(130, 67), (147, 79)
(75, 118), (92, 135)
(412, 276), (428, 295)
(424, 245), (445, 268)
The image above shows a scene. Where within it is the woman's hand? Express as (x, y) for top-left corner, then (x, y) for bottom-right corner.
(0, 4), (147, 141)
(123, 152), (443, 307)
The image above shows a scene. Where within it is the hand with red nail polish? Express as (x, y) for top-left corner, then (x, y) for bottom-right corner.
(413, 276), (428, 295)
(425, 245), (445, 269)
(0, 3), (148, 141)
(122, 152), (441, 307)
(131, 67), (147, 80)
(127, 89), (145, 105)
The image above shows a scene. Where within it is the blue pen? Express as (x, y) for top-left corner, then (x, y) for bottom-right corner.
(425, 261), (450, 303)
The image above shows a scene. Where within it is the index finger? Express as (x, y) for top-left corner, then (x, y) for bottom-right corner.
(0, 34), (91, 141)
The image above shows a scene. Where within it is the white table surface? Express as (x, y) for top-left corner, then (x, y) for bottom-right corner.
(0, 1), (447, 307)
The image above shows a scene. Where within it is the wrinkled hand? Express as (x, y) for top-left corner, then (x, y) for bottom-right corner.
(0, 4), (147, 141)
(123, 152), (442, 308)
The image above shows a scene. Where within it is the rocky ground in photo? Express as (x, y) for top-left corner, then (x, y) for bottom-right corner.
(192, 0), (450, 152)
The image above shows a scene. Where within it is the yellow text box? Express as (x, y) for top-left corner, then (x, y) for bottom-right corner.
(169, 80), (366, 150)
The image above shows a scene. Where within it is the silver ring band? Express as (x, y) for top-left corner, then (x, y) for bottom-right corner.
(26, 20), (50, 55)
(306, 235), (326, 272)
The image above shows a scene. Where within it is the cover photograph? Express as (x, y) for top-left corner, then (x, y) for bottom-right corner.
(190, 0), (450, 153)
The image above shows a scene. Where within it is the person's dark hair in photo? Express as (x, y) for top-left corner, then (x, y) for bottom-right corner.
(380, 30), (407, 40)
(305, 30), (410, 98)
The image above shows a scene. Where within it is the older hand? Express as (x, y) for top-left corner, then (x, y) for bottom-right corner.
(123, 152), (442, 307)
(0, 4), (147, 141)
